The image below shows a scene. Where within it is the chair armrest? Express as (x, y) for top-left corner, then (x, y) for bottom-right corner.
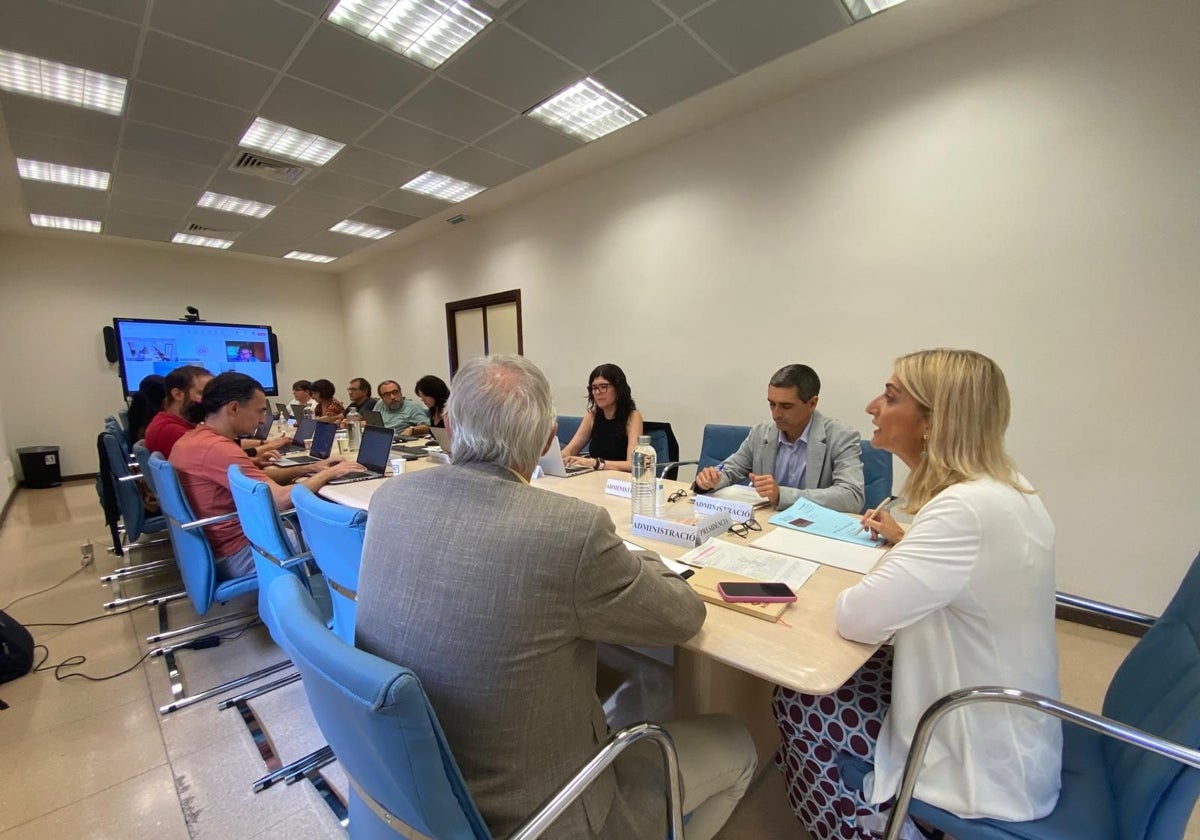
(118, 473), (144, 483)
(181, 512), (240, 530)
(1055, 591), (1156, 627)
(882, 686), (1200, 840)
(506, 722), (684, 840)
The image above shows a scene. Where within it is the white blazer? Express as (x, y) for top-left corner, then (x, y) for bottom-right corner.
(836, 476), (1062, 820)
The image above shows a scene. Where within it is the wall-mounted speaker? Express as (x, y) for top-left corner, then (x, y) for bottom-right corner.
(102, 326), (118, 363)
(269, 332), (280, 364)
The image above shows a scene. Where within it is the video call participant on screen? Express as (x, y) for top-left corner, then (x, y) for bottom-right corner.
(561, 363), (644, 473)
(774, 349), (1061, 837)
(289, 380), (318, 414)
(402, 374), (449, 436)
(376, 379), (429, 432)
(346, 377), (378, 414)
(170, 373), (364, 580)
(310, 379), (346, 424)
(356, 355), (755, 840)
(693, 364), (864, 513)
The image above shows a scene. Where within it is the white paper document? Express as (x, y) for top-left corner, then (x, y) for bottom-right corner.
(750, 528), (885, 574)
(624, 540), (690, 575)
(709, 485), (771, 507)
(678, 539), (819, 591)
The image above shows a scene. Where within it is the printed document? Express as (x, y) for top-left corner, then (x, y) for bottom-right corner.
(678, 539), (819, 591)
(750, 528), (885, 574)
(768, 497), (882, 548)
(624, 540), (690, 576)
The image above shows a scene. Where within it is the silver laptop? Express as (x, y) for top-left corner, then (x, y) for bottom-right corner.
(538, 435), (592, 478)
(429, 426), (452, 456)
(275, 422), (335, 466)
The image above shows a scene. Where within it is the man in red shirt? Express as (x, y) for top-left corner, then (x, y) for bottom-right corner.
(170, 372), (364, 580)
(145, 365), (211, 458)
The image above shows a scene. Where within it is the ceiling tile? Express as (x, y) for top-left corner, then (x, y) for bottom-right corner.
(278, 0), (333, 16)
(286, 24), (429, 111)
(374, 188), (449, 218)
(304, 171), (390, 204)
(260, 77), (384, 144)
(325, 146), (423, 187)
(436, 146), (526, 188)
(7, 130), (117, 170)
(271, 200), (356, 228)
(443, 25), (580, 112)
(109, 192), (191, 220)
(183, 207), (258, 233)
(20, 181), (110, 217)
(149, 0), (314, 69)
(127, 84), (252, 143)
(0, 93), (122, 147)
(358, 118), (462, 168)
(110, 174), (203, 206)
(283, 188), (365, 218)
(393, 79), (514, 144)
(121, 122), (230, 167)
(476, 117), (582, 169)
(302, 230), (376, 257)
(114, 150), (214, 188)
(103, 210), (178, 241)
(685, 0), (849, 74)
(659, 0), (711, 16)
(595, 25), (731, 112)
(205, 170), (297, 205)
(350, 206), (421, 231)
(507, 0), (671, 71)
(231, 232), (309, 258)
(0, 0), (140, 77)
(58, 0), (148, 25)
(138, 33), (277, 110)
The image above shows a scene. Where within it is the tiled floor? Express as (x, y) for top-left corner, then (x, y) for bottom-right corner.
(0, 481), (1196, 839)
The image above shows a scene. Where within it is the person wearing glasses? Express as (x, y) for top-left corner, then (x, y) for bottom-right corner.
(562, 363), (644, 473)
(377, 379), (431, 432)
(773, 350), (1060, 839)
(693, 363), (864, 513)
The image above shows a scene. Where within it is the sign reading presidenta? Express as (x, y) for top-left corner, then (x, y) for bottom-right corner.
(631, 511), (733, 549)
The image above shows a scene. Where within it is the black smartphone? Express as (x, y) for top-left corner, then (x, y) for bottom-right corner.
(717, 581), (797, 603)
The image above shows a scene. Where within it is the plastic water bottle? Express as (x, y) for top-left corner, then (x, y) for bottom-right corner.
(631, 435), (657, 520)
(345, 406), (362, 450)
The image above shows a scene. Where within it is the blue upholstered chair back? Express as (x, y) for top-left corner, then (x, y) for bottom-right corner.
(291, 484), (367, 644)
(858, 441), (893, 513)
(267, 575), (491, 840)
(698, 424), (750, 475)
(643, 421), (680, 480)
(227, 466), (307, 639)
(149, 453), (256, 615)
(132, 441), (156, 495)
(556, 415), (583, 449)
(1100, 552), (1200, 839)
(103, 430), (159, 542)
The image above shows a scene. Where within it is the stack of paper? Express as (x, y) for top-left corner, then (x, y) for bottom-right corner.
(679, 539), (819, 591)
(750, 528), (884, 574)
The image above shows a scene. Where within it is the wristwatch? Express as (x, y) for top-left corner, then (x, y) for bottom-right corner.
(594, 457), (603, 470)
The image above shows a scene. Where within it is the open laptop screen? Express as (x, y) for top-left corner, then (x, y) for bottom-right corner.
(357, 425), (394, 474)
(308, 422), (337, 460)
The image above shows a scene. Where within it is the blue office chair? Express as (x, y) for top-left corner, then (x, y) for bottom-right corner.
(885, 551), (1200, 840)
(556, 415), (584, 449)
(661, 424), (751, 483)
(291, 483), (367, 644)
(99, 439), (177, 594)
(859, 440), (893, 514)
(148, 453), (289, 714)
(266, 574), (686, 840)
(643, 420), (680, 481)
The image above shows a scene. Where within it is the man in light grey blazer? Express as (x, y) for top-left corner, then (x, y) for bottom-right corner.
(694, 364), (865, 513)
(356, 355), (755, 840)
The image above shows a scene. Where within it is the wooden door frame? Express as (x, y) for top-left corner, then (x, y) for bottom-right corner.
(445, 289), (523, 375)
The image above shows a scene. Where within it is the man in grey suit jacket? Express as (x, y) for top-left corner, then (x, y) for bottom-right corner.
(694, 364), (865, 513)
(356, 355), (755, 840)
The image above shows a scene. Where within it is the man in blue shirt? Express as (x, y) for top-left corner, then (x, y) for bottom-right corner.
(377, 379), (430, 432)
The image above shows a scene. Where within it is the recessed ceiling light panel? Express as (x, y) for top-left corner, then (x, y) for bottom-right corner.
(527, 78), (646, 143)
(172, 233), (234, 249)
(330, 220), (394, 240)
(285, 251), (338, 263)
(17, 159), (110, 190)
(197, 191), (275, 218)
(841, 0), (909, 22)
(401, 170), (485, 203)
(238, 118), (345, 166)
(327, 0), (492, 69)
(0, 49), (127, 114)
(30, 214), (101, 233)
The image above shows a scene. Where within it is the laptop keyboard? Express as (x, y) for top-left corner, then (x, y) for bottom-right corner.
(328, 471), (384, 485)
(391, 445), (428, 457)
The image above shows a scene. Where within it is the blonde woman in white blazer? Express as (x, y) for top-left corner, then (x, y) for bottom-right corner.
(773, 349), (1062, 840)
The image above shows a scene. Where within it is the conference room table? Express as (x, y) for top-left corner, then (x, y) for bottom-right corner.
(319, 456), (881, 770)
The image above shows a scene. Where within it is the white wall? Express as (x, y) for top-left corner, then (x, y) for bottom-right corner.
(0, 387), (12, 510)
(339, 0), (1200, 613)
(0, 232), (350, 478)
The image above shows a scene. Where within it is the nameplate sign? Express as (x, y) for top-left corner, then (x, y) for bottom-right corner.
(693, 495), (755, 522)
(604, 479), (632, 499)
(631, 511), (733, 549)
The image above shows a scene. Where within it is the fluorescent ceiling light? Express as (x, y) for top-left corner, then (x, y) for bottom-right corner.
(197, 191), (275, 218)
(172, 233), (234, 249)
(0, 48), (127, 115)
(238, 118), (345, 166)
(30, 214), (101, 233)
(527, 78), (646, 143)
(330, 220), (394, 240)
(841, 0), (909, 22)
(401, 171), (485, 203)
(285, 251), (337, 263)
(17, 159), (110, 190)
(327, 0), (492, 69)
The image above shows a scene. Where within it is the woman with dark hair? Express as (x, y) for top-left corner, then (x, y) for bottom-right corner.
(404, 374), (450, 436)
(127, 375), (167, 443)
(309, 378), (346, 424)
(561, 363), (644, 473)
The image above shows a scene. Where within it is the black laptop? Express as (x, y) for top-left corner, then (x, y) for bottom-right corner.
(278, 417), (318, 454)
(328, 425), (393, 484)
(277, 422), (335, 465)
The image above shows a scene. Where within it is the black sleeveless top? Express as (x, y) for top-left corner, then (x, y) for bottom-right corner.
(589, 411), (628, 461)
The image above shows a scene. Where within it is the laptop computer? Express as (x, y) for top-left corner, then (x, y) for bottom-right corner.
(327, 424), (393, 484)
(274, 401), (290, 419)
(538, 436), (593, 478)
(429, 426), (452, 456)
(276, 421), (335, 466)
(360, 408), (384, 427)
(278, 417), (317, 454)
(289, 404), (308, 422)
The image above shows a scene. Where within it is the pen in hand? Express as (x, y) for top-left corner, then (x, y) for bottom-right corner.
(860, 495), (896, 532)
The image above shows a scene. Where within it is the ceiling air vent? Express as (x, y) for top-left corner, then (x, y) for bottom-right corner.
(186, 222), (241, 236)
(447, 214), (467, 225)
(228, 151), (310, 185)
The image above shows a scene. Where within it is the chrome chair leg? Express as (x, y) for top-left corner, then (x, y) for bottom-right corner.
(217, 671), (302, 709)
(157, 658), (293, 715)
(254, 745), (335, 792)
(100, 558), (175, 583)
(104, 587), (182, 610)
(145, 608), (258, 644)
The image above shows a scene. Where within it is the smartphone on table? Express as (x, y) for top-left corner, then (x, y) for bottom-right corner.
(717, 581), (797, 603)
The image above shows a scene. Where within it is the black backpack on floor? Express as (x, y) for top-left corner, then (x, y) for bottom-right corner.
(0, 610), (34, 684)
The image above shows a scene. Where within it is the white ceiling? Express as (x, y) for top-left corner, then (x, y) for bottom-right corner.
(0, 0), (1040, 269)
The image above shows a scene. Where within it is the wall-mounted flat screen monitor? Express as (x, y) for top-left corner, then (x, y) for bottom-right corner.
(113, 318), (279, 396)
